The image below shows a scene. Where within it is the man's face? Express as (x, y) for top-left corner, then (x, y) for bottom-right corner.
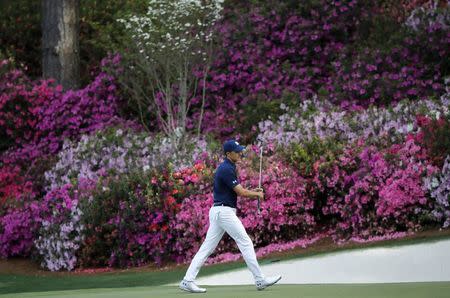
(227, 150), (244, 163)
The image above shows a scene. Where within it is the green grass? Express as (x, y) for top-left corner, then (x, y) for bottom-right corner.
(1, 232), (449, 297)
(0, 260), (250, 296)
(1, 283), (450, 298)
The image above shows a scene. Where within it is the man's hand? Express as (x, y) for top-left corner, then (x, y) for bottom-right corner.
(253, 188), (264, 200)
(233, 185), (264, 200)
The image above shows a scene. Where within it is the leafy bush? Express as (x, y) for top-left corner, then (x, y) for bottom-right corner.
(0, 0), (41, 77)
(77, 160), (213, 268)
(44, 126), (211, 192)
(424, 156), (450, 228)
(285, 137), (343, 176)
(0, 55), (138, 169)
(416, 115), (450, 167)
(34, 185), (84, 271)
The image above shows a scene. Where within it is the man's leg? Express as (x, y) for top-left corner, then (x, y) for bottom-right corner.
(183, 207), (225, 281)
(219, 208), (264, 281)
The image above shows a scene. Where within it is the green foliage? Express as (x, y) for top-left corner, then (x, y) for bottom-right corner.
(0, 0), (41, 77)
(232, 0), (322, 17)
(238, 99), (284, 143)
(238, 92), (300, 143)
(77, 173), (151, 268)
(422, 115), (450, 168)
(79, 0), (148, 85)
(354, 14), (410, 53)
(0, 0), (147, 83)
(286, 137), (343, 176)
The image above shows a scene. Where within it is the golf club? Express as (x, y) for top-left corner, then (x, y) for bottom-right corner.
(258, 146), (263, 214)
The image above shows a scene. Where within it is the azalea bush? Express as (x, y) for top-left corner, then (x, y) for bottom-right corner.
(77, 159), (214, 268)
(0, 165), (35, 207)
(34, 185), (84, 271)
(190, 0), (369, 136)
(415, 114), (450, 167)
(1, 0), (449, 273)
(0, 196), (40, 258)
(44, 125), (211, 192)
(171, 152), (316, 263)
(424, 156), (450, 228)
(0, 55), (137, 166)
(310, 139), (438, 240)
(286, 137), (343, 177)
(257, 95), (449, 150)
(0, 165), (39, 258)
(0, 59), (54, 148)
(186, 0), (448, 137)
(7, 91), (450, 271)
(0, 55), (141, 200)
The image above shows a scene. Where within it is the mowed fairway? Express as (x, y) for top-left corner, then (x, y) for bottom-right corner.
(1, 283), (450, 298)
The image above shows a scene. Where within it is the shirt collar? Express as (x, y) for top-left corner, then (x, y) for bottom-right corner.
(224, 157), (236, 169)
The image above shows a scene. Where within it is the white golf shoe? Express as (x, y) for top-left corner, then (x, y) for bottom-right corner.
(255, 275), (282, 290)
(179, 279), (207, 293)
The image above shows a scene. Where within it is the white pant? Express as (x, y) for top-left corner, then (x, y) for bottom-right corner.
(184, 206), (265, 282)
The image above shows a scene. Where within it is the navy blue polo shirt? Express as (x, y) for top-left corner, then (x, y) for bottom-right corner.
(213, 158), (240, 208)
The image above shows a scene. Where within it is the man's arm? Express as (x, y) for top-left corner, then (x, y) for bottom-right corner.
(233, 184), (264, 199)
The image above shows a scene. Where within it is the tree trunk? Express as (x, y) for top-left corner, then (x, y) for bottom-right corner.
(42, 0), (80, 90)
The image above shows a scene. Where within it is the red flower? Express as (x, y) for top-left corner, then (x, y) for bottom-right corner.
(416, 114), (431, 127)
(190, 173), (200, 183)
(148, 223), (158, 232)
(166, 196), (176, 206)
(194, 163), (204, 171)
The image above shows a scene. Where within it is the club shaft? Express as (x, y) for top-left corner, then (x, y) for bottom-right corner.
(258, 147), (263, 188)
(258, 147), (262, 214)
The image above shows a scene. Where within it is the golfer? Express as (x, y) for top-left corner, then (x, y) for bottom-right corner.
(179, 140), (282, 293)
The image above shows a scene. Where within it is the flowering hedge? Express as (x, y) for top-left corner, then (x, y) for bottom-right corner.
(76, 159), (215, 268)
(2, 90), (449, 270)
(171, 153), (316, 263)
(34, 185), (84, 271)
(0, 198), (41, 258)
(313, 139), (439, 240)
(186, 0), (448, 137)
(1, 0), (449, 272)
(257, 94), (449, 150)
(43, 126), (209, 192)
(0, 165), (39, 258)
(0, 55), (139, 170)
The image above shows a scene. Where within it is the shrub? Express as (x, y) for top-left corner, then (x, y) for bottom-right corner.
(416, 115), (450, 167)
(424, 156), (450, 228)
(34, 185), (84, 271)
(285, 137), (343, 177)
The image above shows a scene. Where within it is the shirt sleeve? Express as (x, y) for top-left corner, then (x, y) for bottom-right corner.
(221, 167), (239, 189)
